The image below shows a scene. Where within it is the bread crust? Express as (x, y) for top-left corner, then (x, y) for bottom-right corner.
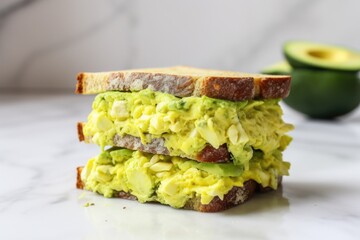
(258, 76), (291, 99)
(76, 167), (84, 189)
(199, 77), (255, 101)
(77, 122), (230, 163)
(76, 166), (281, 212)
(75, 66), (290, 101)
(77, 122), (85, 142)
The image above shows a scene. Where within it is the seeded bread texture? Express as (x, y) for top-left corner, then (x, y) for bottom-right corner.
(76, 66), (291, 101)
(76, 166), (281, 212)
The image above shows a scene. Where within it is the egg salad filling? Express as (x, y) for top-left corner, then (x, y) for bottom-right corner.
(83, 89), (293, 168)
(81, 147), (290, 208)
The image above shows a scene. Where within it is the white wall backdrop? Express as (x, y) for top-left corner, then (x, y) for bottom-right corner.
(0, 0), (359, 90)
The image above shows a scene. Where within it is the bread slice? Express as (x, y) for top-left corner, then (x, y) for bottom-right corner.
(77, 122), (231, 163)
(76, 66), (291, 101)
(76, 166), (281, 212)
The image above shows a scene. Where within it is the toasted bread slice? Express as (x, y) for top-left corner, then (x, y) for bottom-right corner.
(77, 122), (230, 163)
(76, 166), (281, 212)
(76, 66), (291, 101)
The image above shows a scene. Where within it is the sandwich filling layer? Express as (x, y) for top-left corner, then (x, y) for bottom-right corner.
(83, 89), (293, 167)
(81, 148), (289, 208)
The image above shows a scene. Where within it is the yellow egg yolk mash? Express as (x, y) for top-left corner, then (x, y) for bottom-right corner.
(81, 89), (293, 208)
(83, 89), (293, 168)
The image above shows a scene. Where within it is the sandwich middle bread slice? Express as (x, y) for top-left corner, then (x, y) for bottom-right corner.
(76, 66), (293, 212)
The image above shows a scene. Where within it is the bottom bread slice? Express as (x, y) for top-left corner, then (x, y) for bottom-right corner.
(76, 147), (288, 212)
(76, 166), (282, 212)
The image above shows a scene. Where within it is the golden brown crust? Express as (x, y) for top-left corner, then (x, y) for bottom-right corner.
(75, 73), (84, 94)
(259, 77), (291, 99)
(76, 166), (280, 212)
(75, 66), (291, 101)
(196, 144), (229, 163)
(77, 122), (85, 142)
(76, 167), (84, 189)
(199, 77), (255, 101)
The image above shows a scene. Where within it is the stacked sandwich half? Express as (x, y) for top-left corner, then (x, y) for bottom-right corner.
(76, 66), (293, 212)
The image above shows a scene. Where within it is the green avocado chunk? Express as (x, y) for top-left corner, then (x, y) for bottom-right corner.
(284, 41), (360, 71)
(196, 162), (244, 177)
(96, 151), (112, 164)
(110, 148), (133, 163)
(284, 68), (360, 119)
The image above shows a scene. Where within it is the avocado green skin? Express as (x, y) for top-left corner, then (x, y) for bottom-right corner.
(283, 41), (360, 72)
(284, 69), (360, 119)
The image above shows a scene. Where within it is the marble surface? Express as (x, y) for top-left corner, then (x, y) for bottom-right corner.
(1, 0), (360, 89)
(0, 92), (360, 240)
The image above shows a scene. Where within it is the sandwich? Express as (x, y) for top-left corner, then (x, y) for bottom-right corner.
(75, 66), (293, 212)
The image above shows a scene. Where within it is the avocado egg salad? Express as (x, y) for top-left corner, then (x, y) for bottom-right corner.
(76, 66), (293, 212)
(80, 147), (289, 209)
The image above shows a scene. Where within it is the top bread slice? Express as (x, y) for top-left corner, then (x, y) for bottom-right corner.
(76, 66), (291, 101)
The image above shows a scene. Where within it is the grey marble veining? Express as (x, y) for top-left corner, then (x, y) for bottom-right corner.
(0, 93), (360, 239)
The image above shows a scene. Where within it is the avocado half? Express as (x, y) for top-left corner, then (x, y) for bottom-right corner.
(284, 69), (360, 119)
(284, 41), (360, 71)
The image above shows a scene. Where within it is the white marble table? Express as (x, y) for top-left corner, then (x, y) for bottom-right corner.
(1, 92), (360, 240)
